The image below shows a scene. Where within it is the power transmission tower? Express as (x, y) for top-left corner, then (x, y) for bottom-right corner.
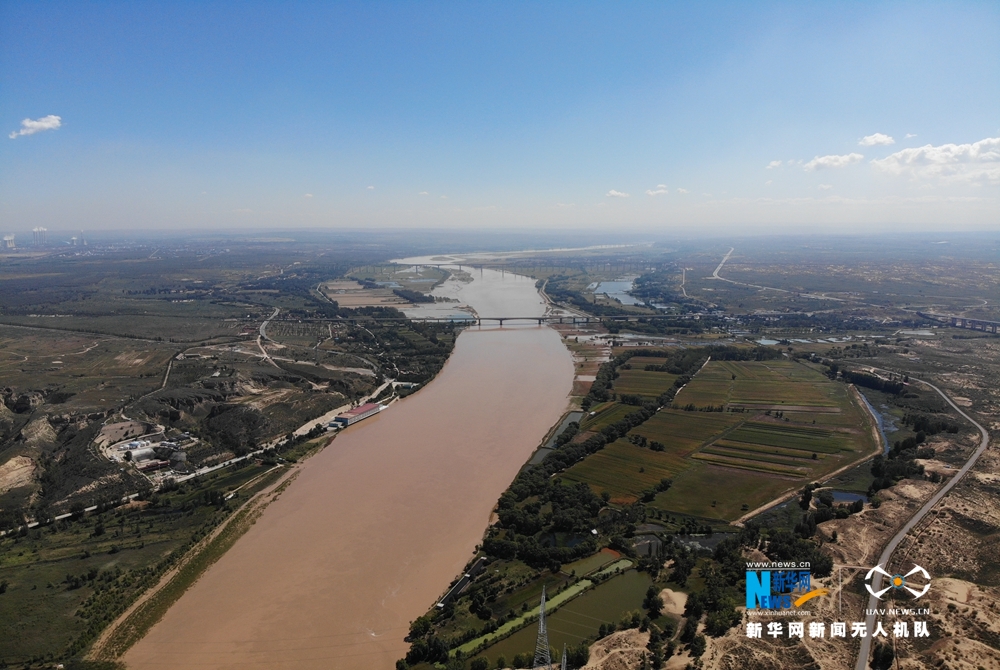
(533, 586), (552, 669)
(561, 643), (567, 670)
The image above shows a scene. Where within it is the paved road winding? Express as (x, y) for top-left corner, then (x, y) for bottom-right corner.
(854, 375), (991, 670)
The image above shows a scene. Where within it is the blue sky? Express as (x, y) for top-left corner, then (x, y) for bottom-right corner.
(2, 1), (998, 234)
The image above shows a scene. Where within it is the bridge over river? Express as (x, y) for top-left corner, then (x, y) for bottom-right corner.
(287, 313), (699, 327)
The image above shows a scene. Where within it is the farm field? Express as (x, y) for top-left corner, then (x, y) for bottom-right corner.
(578, 402), (637, 432)
(562, 548), (622, 577)
(613, 368), (677, 398)
(469, 569), (652, 666)
(650, 462), (800, 521)
(633, 410), (742, 454)
(674, 359), (844, 408)
(562, 439), (687, 503)
(565, 359), (878, 519)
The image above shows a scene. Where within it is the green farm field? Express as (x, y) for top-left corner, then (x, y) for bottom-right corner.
(633, 410), (742, 453)
(613, 368), (677, 398)
(470, 570), (652, 666)
(562, 439), (688, 503)
(565, 359), (878, 520)
(674, 360), (843, 408)
(650, 462), (800, 521)
(579, 402), (637, 432)
(563, 409), (742, 503)
(628, 356), (669, 366)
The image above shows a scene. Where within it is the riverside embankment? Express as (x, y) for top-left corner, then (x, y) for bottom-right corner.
(124, 264), (575, 670)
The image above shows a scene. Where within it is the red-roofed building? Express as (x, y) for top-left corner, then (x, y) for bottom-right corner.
(333, 402), (383, 426)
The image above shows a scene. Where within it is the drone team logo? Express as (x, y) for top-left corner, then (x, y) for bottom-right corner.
(865, 564), (931, 600)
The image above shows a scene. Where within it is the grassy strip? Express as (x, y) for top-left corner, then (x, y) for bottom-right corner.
(92, 467), (291, 659)
(453, 559), (634, 656)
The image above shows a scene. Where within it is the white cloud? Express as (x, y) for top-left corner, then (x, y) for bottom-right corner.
(766, 160), (782, 169)
(765, 180), (773, 185)
(905, 133), (917, 139)
(304, 193), (314, 198)
(859, 133), (895, 147)
(555, 202), (575, 208)
(676, 188), (689, 194)
(606, 190), (630, 198)
(440, 195), (448, 199)
(804, 153), (864, 171)
(645, 185), (668, 196)
(871, 136), (1000, 184)
(8, 115), (62, 139)
(367, 185), (374, 190)
(818, 184), (833, 190)
(418, 191), (429, 196)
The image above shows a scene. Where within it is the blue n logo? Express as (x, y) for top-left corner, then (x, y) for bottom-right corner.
(746, 571), (771, 609)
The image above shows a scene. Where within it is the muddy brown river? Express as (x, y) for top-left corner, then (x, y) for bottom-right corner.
(124, 265), (574, 669)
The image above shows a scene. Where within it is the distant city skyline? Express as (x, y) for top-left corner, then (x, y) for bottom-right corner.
(1, 2), (998, 233)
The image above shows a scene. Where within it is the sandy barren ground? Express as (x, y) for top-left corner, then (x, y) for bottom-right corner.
(583, 629), (651, 670)
(0, 455), (35, 494)
(659, 588), (687, 617)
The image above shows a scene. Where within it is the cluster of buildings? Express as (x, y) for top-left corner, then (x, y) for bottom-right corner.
(118, 438), (188, 472)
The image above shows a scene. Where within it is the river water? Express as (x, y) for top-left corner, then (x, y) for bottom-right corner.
(125, 265), (574, 670)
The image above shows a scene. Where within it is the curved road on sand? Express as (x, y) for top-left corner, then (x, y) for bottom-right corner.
(854, 374), (991, 670)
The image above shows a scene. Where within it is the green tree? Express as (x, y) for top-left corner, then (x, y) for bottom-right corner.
(408, 615), (432, 639)
(643, 585), (664, 617)
(680, 617), (698, 643)
(690, 634), (706, 657)
(870, 642), (894, 670)
(470, 658), (489, 670)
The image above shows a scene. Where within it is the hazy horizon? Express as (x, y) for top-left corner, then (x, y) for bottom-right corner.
(2, 2), (998, 234)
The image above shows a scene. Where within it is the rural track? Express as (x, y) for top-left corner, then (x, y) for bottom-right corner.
(257, 307), (281, 368)
(854, 374), (991, 670)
